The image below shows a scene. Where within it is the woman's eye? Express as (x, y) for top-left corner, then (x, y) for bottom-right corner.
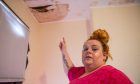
(83, 48), (88, 51)
(92, 48), (98, 51)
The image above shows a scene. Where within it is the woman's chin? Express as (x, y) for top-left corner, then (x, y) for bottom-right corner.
(83, 60), (93, 66)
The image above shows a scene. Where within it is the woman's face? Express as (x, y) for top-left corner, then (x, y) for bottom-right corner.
(82, 40), (106, 67)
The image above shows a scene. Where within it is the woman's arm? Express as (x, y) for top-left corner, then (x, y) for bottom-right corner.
(59, 38), (74, 72)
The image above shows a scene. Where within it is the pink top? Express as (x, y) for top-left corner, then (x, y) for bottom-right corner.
(68, 65), (133, 84)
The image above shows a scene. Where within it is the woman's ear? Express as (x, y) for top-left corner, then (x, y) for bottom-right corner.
(103, 52), (108, 62)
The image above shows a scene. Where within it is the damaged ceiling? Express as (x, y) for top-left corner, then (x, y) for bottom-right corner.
(24, 0), (140, 23)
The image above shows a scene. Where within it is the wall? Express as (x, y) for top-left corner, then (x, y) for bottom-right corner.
(38, 20), (87, 84)
(4, 0), (88, 84)
(91, 4), (140, 84)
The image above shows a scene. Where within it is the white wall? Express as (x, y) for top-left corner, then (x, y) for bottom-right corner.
(38, 21), (87, 84)
(4, 0), (88, 84)
(91, 5), (140, 84)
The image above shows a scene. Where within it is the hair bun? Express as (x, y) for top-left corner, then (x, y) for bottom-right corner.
(89, 29), (109, 43)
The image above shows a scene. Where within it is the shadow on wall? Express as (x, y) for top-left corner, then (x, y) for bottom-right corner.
(40, 72), (47, 84)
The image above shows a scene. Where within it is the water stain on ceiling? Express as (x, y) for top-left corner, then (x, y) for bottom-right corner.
(24, 0), (139, 23)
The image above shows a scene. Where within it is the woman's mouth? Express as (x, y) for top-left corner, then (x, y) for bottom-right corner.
(85, 56), (92, 59)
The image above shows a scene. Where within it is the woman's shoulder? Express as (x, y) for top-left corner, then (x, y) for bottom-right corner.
(103, 65), (133, 84)
(69, 66), (84, 70)
(68, 66), (85, 81)
(104, 65), (128, 76)
(102, 65), (130, 78)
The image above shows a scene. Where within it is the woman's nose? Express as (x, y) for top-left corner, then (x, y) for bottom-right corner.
(86, 48), (93, 53)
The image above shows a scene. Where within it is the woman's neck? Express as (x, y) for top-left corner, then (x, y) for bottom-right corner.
(85, 64), (106, 73)
(79, 64), (106, 78)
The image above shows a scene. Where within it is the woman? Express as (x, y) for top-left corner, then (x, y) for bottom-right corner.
(59, 29), (133, 84)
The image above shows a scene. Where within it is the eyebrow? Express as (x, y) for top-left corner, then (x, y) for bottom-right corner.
(91, 45), (97, 46)
(83, 44), (98, 48)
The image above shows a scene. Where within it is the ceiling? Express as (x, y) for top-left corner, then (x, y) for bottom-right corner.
(24, 0), (140, 23)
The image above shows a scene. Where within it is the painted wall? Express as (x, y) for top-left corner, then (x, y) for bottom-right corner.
(4, 0), (88, 84)
(91, 5), (140, 84)
(37, 21), (87, 84)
